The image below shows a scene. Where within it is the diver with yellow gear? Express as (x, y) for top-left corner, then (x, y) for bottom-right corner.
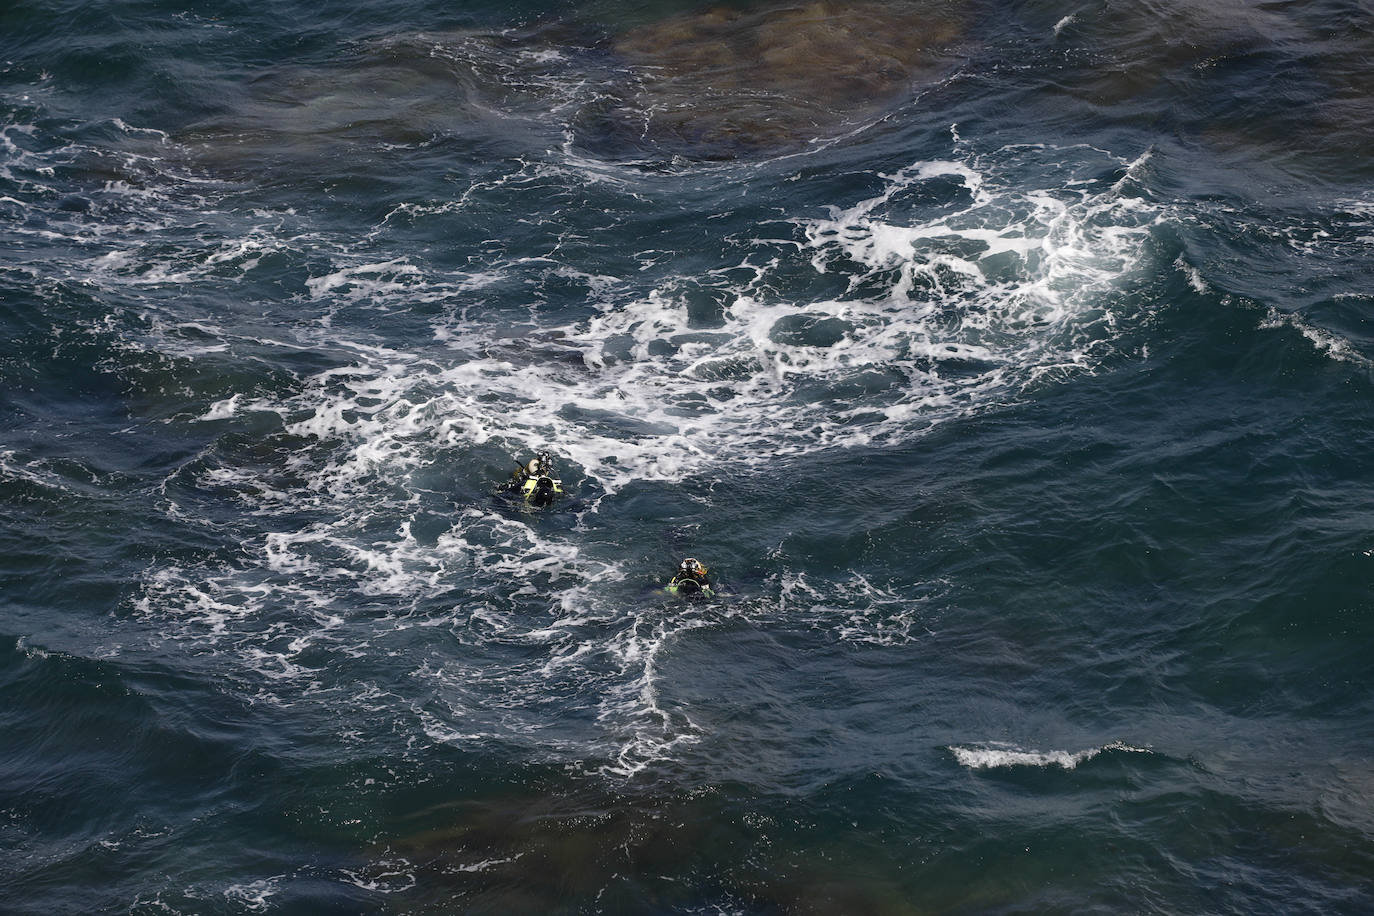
(497, 450), (564, 507)
(665, 557), (713, 598)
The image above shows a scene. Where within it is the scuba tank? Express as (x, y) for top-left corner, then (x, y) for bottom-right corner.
(521, 473), (562, 506)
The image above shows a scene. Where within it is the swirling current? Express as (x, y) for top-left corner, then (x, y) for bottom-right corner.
(3, 0), (1374, 913)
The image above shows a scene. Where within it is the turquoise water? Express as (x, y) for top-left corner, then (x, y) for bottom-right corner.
(3, 1), (1374, 912)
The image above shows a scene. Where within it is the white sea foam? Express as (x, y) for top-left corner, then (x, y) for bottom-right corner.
(121, 137), (1165, 777)
(1174, 254), (1209, 293)
(222, 877), (282, 911)
(320, 147), (1161, 494)
(305, 258), (423, 301)
(950, 741), (1151, 770)
(778, 570), (945, 645)
(341, 859), (418, 893)
(138, 469), (702, 773)
(595, 611), (712, 778)
(15, 636), (51, 660)
(452, 853), (524, 873)
(21, 102), (1162, 494)
(0, 450), (60, 490)
(197, 394), (240, 421)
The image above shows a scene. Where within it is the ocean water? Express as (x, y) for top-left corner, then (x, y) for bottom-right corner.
(3, 0), (1374, 912)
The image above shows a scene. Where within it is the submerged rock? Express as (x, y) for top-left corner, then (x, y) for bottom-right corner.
(171, 3), (968, 172)
(585, 0), (966, 159)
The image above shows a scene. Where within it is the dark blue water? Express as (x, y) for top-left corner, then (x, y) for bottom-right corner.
(4, 0), (1374, 912)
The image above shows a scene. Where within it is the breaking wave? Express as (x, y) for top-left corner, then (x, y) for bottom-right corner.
(950, 741), (1153, 770)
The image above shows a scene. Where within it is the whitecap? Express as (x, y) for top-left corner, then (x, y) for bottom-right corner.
(1259, 306), (1372, 367)
(950, 740), (1152, 770)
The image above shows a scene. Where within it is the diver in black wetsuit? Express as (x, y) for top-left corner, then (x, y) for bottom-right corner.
(666, 557), (713, 598)
(497, 451), (563, 507)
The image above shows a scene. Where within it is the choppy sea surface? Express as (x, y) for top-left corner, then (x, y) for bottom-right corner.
(4, 0), (1374, 912)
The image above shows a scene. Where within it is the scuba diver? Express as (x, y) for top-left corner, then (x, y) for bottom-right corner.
(665, 557), (713, 598)
(497, 450), (563, 507)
